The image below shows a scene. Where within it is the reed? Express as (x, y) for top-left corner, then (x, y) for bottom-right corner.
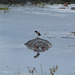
(27, 65), (58, 75)
(40, 64), (43, 75)
(49, 65), (58, 75)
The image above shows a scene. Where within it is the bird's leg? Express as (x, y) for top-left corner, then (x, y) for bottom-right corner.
(34, 53), (40, 58)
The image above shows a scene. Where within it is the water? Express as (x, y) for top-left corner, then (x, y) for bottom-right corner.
(0, 4), (75, 75)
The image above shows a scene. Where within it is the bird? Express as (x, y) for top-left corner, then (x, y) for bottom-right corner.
(24, 31), (52, 58)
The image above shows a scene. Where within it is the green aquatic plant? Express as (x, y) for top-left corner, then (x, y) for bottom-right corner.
(0, 7), (9, 10)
